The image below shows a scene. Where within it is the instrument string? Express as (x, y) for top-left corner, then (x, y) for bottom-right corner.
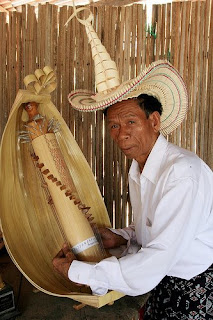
(30, 147), (69, 245)
(27, 126), (105, 262)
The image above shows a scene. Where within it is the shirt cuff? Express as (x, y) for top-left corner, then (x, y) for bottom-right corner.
(68, 260), (108, 296)
(68, 260), (94, 285)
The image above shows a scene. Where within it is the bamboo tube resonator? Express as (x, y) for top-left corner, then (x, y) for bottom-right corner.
(22, 100), (106, 262)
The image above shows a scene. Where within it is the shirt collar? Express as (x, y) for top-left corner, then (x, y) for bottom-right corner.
(129, 159), (141, 184)
(129, 134), (168, 185)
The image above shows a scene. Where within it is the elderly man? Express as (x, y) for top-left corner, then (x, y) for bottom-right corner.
(53, 93), (213, 319)
(55, 8), (213, 317)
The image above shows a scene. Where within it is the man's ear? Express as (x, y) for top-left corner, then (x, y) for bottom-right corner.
(149, 111), (161, 133)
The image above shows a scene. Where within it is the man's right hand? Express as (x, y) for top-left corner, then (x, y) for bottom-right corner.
(98, 227), (127, 249)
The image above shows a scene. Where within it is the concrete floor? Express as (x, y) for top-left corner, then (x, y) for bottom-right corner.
(0, 248), (147, 320)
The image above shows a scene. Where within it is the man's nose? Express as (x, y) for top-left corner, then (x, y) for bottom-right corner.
(117, 126), (130, 140)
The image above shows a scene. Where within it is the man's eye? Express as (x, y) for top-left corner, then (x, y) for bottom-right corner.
(129, 120), (135, 124)
(111, 124), (118, 129)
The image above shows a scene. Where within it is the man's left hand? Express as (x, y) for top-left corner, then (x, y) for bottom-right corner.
(52, 243), (76, 280)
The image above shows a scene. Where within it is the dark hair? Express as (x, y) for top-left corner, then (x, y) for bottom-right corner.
(104, 94), (162, 117)
(134, 94), (163, 118)
(23, 101), (38, 109)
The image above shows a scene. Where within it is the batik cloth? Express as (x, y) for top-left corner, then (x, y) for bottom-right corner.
(144, 264), (213, 320)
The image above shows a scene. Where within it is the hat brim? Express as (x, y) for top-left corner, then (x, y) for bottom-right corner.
(68, 60), (188, 135)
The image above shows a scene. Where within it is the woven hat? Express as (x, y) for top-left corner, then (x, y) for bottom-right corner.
(67, 7), (188, 135)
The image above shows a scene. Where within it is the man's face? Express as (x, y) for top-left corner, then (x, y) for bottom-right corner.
(107, 99), (160, 168)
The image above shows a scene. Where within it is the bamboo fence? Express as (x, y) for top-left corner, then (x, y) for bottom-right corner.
(0, 0), (212, 228)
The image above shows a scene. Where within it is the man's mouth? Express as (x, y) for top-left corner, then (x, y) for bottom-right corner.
(121, 146), (133, 152)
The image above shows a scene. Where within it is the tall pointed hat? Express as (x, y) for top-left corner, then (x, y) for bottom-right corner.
(67, 6), (188, 135)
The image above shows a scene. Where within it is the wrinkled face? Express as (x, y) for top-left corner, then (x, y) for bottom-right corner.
(107, 99), (160, 168)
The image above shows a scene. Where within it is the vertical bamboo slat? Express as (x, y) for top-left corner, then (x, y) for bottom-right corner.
(37, 4), (46, 68)
(61, 7), (70, 124)
(161, 5), (166, 60)
(0, 13), (7, 138)
(136, 5), (144, 73)
(16, 12), (23, 94)
(199, 0), (211, 166)
(27, 5), (36, 73)
(206, 0), (213, 169)
(179, 1), (188, 149)
(130, 5), (137, 79)
(165, 3), (171, 62)
(118, 7), (125, 82)
(7, 13), (15, 109)
(196, 1), (205, 159)
(104, 5), (114, 222)
(186, 2), (195, 151)
(68, 6), (75, 136)
(155, 5), (162, 60)
(149, 5), (156, 63)
(182, 1), (191, 150)
(190, 2), (199, 153)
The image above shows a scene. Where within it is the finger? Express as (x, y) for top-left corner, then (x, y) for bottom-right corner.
(62, 243), (70, 255)
(62, 244), (76, 261)
(54, 249), (65, 259)
(74, 282), (85, 287)
(62, 244), (74, 259)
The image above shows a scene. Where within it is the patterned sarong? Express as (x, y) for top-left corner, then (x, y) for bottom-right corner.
(143, 265), (213, 320)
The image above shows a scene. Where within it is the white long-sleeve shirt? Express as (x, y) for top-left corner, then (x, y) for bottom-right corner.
(68, 134), (213, 296)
